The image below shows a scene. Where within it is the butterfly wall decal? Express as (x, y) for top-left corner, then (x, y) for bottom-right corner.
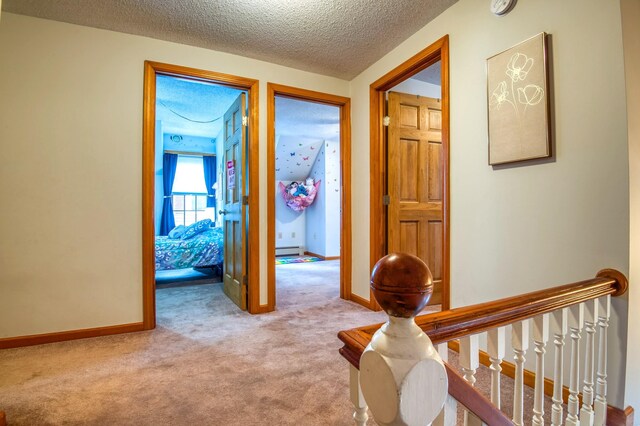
(303, 156), (309, 161)
(310, 146), (315, 150)
(296, 162), (301, 166)
(290, 152), (295, 156)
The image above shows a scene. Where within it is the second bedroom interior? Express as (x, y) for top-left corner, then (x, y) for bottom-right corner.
(274, 96), (342, 298)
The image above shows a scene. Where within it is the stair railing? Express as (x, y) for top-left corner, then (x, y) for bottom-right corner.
(338, 253), (629, 426)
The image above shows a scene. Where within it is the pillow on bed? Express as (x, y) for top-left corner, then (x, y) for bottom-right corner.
(181, 219), (213, 240)
(168, 225), (187, 239)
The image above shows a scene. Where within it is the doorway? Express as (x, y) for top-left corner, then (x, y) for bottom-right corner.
(267, 84), (352, 310)
(370, 35), (450, 310)
(142, 62), (260, 329)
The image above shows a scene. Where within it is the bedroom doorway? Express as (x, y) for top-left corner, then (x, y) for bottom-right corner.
(142, 62), (260, 329)
(266, 84), (353, 310)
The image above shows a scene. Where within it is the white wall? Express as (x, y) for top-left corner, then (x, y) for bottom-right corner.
(391, 78), (441, 99)
(622, 0), (640, 412)
(275, 182), (307, 249)
(0, 12), (348, 338)
(305, 141), (341, 257)
(324, 140), (341, 257)
(348, 0), (629, 407)
(306, 146), (327, 255)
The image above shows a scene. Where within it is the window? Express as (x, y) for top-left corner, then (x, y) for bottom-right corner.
(172, 193), (209, 226)
(172, 155), (215, 226)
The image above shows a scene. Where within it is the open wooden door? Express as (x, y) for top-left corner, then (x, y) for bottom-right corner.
(387, 91), (443, 305)
(221, 93), (248, 310)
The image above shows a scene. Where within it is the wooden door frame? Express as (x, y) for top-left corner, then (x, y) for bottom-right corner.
(369, 35), (450, 311)
(142, 61), (260, 328)
(266, 83), (352, 311)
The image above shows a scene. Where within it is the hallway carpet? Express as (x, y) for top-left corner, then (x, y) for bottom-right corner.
(0, 261), (390, 425)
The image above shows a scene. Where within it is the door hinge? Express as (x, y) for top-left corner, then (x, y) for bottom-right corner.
(242, 115), (248, 127)
(383, 116), (391, 127)
(242, 195), (249, 205)
(383, 194), (390, 205)
(242, 275), (248, 286)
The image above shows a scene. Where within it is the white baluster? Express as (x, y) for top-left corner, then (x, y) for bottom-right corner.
(594, 295), (611, 426)
(550, 308), (568, 426)
(460, 335), (483, 426)
(460, 335), (479, 386)
(532, 314), (549, 425)
(350, 364), (368, 426)
(580, 300), (598, 425)
(512, 320), (529, 426)
(566, 303), (585, 426)
(486, 327), (505, 409)
(433, 343), (458, 426)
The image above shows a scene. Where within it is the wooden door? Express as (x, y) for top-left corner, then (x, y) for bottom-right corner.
(222, 93), (248, 310)
(387, 91), (443, 305)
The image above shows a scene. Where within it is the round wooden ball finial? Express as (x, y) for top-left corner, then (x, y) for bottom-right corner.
(371, 253), (434, 318)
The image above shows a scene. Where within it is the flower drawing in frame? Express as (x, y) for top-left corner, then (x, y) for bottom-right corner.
(487, 33), (551, 165)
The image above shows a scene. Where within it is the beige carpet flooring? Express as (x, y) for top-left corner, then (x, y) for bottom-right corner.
(1, 260), (552, 425)
(0, 261), (390, 425)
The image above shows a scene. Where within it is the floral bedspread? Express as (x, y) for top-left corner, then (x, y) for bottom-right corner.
(155, 227), (224, 271)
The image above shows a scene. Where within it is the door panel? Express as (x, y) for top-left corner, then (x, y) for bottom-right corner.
(222, 93), (247, 310)
(388, 91), (443, 306)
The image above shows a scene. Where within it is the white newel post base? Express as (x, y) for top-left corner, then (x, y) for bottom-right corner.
(359, 316), (448, 426)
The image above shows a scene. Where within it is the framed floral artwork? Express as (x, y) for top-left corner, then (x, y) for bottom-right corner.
(487, 33), (551, 165)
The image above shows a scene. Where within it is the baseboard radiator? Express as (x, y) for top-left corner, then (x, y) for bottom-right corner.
(275, 245), (305, 257)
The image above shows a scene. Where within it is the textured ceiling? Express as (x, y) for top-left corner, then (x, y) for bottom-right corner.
(2, 0), (458, 79)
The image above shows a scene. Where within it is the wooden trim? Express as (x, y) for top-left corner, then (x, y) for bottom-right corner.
(246, 77), (260, 314)
(142, 61), (261, 319)
(440, 37), (451, 310)
(303, 251), (340, 261)
(445, 362), (513, 426)
(447, 341), (634, 426)
(142, 62), (157, 329)
(0, 323), (144, 350)
(608, 406), (635, 426)
(349, 293), (374, 310)
(266, 83), (353, 310)
(0, 410), (5, 426)
(369, 35), (450, 311)
(266, 84), (277, 312)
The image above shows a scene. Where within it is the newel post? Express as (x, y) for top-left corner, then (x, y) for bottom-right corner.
(359, 253), (448, 426)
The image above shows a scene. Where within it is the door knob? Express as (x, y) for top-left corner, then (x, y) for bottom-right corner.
(218, 209), (229, 215)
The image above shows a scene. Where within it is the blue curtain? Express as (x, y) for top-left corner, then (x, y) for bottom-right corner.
(203, 156), (217, 208)
(159, 153), (178, 236)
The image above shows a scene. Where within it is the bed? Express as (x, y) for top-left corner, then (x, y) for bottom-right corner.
(155, 227), (224, 271)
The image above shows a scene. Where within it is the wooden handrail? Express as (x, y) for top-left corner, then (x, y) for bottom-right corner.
(338, 268), (627, 369)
